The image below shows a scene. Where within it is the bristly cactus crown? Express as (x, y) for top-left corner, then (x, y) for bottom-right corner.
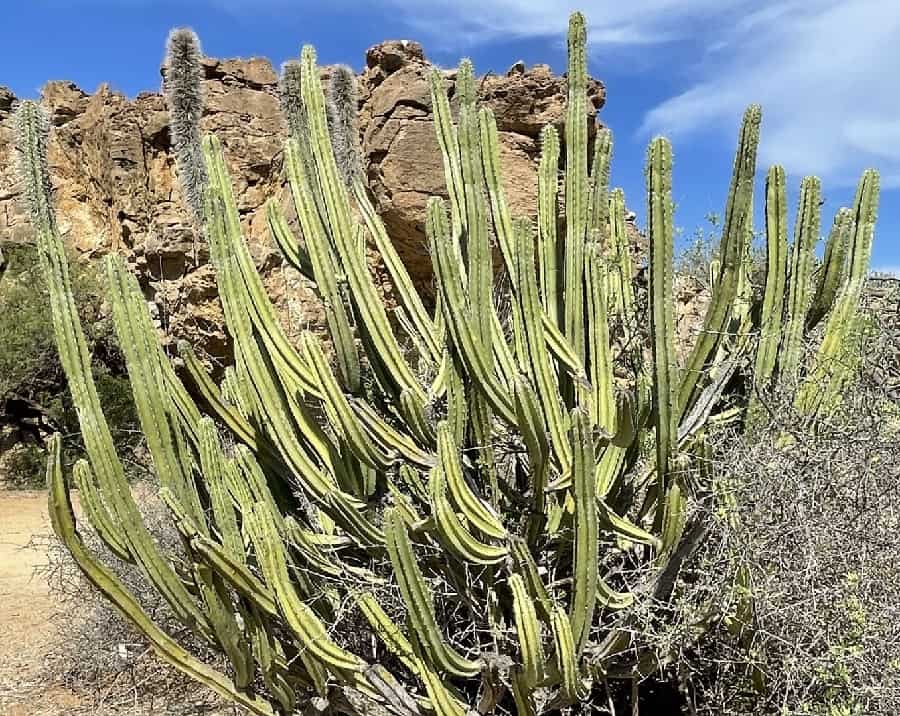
(14, 10), (880, 716)
(164, 27), (208, 230)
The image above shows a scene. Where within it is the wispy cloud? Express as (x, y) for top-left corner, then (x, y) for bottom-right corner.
(376, 0), (748, 47)
(641, 0), (900, 187)
(366, 0), (900, 188)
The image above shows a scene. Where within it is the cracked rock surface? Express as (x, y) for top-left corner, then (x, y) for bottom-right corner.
(0, 41), (613, 363)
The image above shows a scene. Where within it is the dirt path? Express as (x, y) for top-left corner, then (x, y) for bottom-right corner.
(0, 490), (84, 715)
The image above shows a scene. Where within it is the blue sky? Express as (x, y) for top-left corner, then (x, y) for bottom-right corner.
(3, 0), (898, 271)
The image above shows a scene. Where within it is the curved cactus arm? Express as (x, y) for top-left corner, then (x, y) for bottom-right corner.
(585, 245), (615, 434)
(414, 649), (469, 716)
(352, 178), (441, 364)
(796, 169), (879, 415)
(384, 508), (482, 677)
(178, 341), (261, 451)
(541, 312), (588, 382)
(203, 137), (321, 398)
(750, 166), (789, 398)
(106, 256), (206, 528)
(282, 517), (346, 578)
(323, 489), (385, 548)
(265, 198), (314, 281)
(658, 476), (687, 557)
(160, 487), (280, 617)
(569, 410), (598, 656)
(514, 217), (572, 473)
(550, 603), (586, 702)
(46, 436), (276, 716)
(646, 137), (679, 522)
(428, 198), (516, 423)
(678, 105), (761, 416)
(595, 574), (634, 610)
(509, 573), (546, 688)
(71, 459), (133, 562)
(351, 401), (436, 469)
(597, 498), (659, 548)
(538, 125), (562, 326)
(356, 591), (420, 674)
(807, 207), (854, 330)
(300, 47), (426, 405)
(192, 535), (280, 619)
(356, 592), (466, 716)
(595, 396), (636, 499)
(563, 12), (590, 367)
(245, 502), (364, 674)
(778, 175), (822, 382)
(284, 139), (361, 393)
(513, 375), (550, 544)
(17, 101), (213, 638)
(301, 332), (396, 470)
(428, 466), (509, 565)
(437, 422), (506, 539)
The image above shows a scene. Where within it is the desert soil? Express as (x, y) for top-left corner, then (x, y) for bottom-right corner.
(0, 490), (243, 716)
(0, 489), (88, 714)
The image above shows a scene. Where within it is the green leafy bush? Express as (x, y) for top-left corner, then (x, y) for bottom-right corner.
(0, 244), (139, 486)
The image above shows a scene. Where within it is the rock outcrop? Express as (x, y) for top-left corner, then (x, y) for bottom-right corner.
(0, 40), (612, 363)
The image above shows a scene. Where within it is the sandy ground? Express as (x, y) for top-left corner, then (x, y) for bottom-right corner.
(0, 490), (88, 715)
(0, 490), (241, 716)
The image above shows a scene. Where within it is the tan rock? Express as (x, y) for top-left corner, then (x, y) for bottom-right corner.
(0, 42), (618, 365)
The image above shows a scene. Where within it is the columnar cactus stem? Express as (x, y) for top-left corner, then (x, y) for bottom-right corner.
(678, 105), (761, 417)
(807, 207), (854, 329)
(569, 409), (598, 656)
(749, 165), (788, 407)
(538, 125), (561, 325)
(796, 169), (879, 415)
(779, 175), (821, 382)
(646, 137), (678, 514)
(563, 12), (590, 369)
(326, 64), (363, 186)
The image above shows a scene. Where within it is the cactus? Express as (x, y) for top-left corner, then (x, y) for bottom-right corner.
(16, 11), (880, 714)
(779, 175), (822, 382)
(164, 29), (208, 230)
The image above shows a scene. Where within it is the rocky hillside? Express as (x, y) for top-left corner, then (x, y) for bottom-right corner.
(0, 40), (615, 364)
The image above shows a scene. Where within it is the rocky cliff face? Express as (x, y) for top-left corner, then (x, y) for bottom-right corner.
(0, 41), (611, 364)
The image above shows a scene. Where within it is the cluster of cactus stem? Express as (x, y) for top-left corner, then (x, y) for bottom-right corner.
(16, 11), (879, 715)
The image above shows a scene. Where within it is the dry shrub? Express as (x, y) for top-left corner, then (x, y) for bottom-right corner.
(31, 283), (900, 715)
(36, 481), (232, 714)
(668, 287), (900, 715)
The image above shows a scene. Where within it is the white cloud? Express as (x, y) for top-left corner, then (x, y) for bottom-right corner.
(638, 0), (900, 187)
(378, 0), (749, 47)
(372, 0), (900, 188)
